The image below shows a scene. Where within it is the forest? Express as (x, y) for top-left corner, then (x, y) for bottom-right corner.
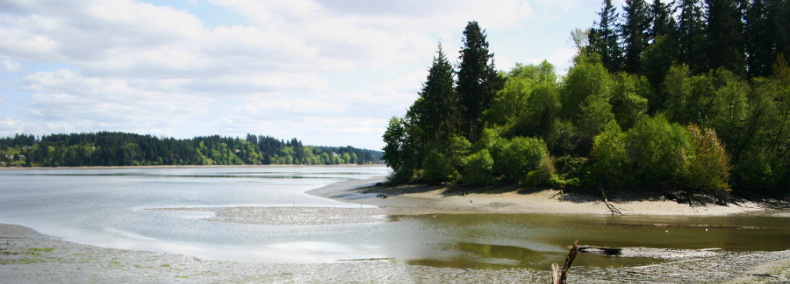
(383, 0), (790, 197)
(0, 132), (383, 167)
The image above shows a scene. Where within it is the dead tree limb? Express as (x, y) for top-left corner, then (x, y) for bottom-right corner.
(598, 182), (623, 215)
(552, 240), (580, 284)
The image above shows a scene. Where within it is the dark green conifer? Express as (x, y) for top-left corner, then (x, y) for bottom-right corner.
(591, 0), (624, 72)
(417, 44), (457, 152)
(706, 0), (747, 76)
(621, 0), (652, 73)
(678, 0), (708, 73)
(457, 21), (504, 144)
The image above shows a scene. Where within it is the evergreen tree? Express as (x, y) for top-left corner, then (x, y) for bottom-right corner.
(417, 44), (457, 152)
(706, 0), (747, 76)
(649, 0), (677, 39)
(457, 21), (504, 143)
(621, 0), (652, 73)
(746, 0), (774, 78)
(592, 0), (624, 72)
(678, 0), (708, 73)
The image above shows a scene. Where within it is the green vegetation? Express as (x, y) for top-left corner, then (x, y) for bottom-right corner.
(0, 132), (382, 167)
(29, 248), (54, 252)
(384, 12), (790, 196)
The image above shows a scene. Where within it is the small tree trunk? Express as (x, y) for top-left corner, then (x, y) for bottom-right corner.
(469, 117), (478, 144)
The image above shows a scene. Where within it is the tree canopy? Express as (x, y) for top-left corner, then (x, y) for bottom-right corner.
(0, 132), (382, 167)
(383, 12), (790, 197)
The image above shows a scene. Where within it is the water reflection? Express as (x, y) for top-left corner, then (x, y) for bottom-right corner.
(1, 166), (788, 272)
(395, 213), (790, 270)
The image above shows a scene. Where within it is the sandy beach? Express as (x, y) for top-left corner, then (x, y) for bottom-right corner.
(306, 177), (781, 217)
(2, 177), (790, 283)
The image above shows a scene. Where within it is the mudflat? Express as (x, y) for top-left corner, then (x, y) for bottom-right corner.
(2, 177), (790, 283)
(2, 222), (790, 283)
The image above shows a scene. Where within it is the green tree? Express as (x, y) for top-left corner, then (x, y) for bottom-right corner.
(591, 0), (624, 72)
(562, 62), (612, 119)
(494, 136), (550, 182)
(706, 0), (746, 76)
(417, 44), (458, 152)
(625, 115), (691, 187)
(640, 34), (679, 111)
(610, 73), (650, 130)
(620, 0), (651, 73)
(649, 0), (676, 39)
(457, 21), (505, 144)
(746, 0), (774, 78)
(682, 125), (732, 192)
(591, 121), (629, 186)
(678, 0), (708, 73)
(463, 149), (495, 185)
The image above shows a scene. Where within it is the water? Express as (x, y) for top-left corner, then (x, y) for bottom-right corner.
(1, 166), (789, 270)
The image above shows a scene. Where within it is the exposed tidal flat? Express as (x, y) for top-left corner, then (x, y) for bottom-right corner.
(1, 166), (789, 283)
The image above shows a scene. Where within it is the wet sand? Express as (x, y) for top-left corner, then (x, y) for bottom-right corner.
(306, 177), (772, 217)
(2, 177), (790, 283)
(2, 223), (789, 283)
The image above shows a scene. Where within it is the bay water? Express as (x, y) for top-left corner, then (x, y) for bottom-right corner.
(1, 165), (788, 270)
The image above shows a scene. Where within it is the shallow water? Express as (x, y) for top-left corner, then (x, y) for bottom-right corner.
(1, 166), (789, 271)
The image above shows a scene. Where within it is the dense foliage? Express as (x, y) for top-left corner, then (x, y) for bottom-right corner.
(0, 132), (382, 167)
(384, 14), (790, 196)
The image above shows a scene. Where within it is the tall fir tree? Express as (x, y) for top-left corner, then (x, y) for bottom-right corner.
(416, 44), (458, 152)
(678, 0), (709, 73)
(621, 0), (652, 73)
(766, 0), (790, 64)
(592, 0), (624, 72)
(457, 21), (504, 144)
(746, 0), (774, 78)
(649, 0), (677, 39)
(706, 0), (747, 76)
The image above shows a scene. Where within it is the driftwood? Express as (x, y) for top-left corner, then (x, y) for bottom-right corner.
(598, 182), (623, 215)
(551, 240), (580, 284)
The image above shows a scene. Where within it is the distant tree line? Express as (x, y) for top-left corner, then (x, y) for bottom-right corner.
(384, 15), (790, 197)
(0, 132), (382, 167)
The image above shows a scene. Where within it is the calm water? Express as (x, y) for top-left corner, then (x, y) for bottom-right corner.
(1, 166), (789, 270)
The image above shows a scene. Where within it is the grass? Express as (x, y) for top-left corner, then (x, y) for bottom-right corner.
(29, 248), (54, 252)
(0, 258), (45, 265)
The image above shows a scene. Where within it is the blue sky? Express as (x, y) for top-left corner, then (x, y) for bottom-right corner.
(0, 0), (614, 150)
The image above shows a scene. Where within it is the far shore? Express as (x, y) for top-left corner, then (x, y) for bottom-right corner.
(0, 164), (387, 170)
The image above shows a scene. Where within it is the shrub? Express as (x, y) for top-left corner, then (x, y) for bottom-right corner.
(682, 125), (731, 192)
(524, 155), (555, 187)
(422, 150), (460, 183)
(463, 149), (495, 185)
(625, 115), (690, 188)
(590, 121), (628, 186)
(496, 136), (549, 182)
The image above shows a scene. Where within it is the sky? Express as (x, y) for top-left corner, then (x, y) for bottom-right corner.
(0, 0), (614, 150)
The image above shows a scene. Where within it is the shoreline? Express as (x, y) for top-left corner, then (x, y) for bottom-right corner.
(306, 177), (784, 217)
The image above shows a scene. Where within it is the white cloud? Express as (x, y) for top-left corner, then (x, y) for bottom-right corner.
(0, 116), (27, 136)
(20, 69), (211, 129)
(520, 47), (578, 74)
(1, 59), (22, 72)
(0, 0), (591, 149)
